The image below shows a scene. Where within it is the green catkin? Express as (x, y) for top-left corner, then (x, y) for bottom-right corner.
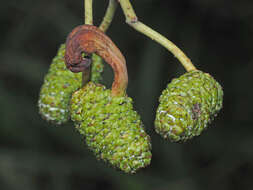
(38, 44), (104, 124)
(155, 70), (223, 142)
(70, 82), (152, 173)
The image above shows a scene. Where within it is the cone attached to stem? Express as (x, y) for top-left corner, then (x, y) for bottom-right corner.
(38, 0), (119, 125)
(38, 44), (103, 125)
(65, 25), (152, 173)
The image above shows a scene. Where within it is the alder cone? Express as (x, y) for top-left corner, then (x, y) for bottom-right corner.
(70, 82), (152, 173)
(38, 44), (104, 124)
(90, 54), (104, 83)
(155, 70), (223, 142)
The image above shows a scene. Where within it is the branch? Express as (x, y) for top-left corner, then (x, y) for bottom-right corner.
(82, 0), (93, 86)
(84, 0), (93, 25)
(99, 0), (118, 32)
(118, 0), (196, 72)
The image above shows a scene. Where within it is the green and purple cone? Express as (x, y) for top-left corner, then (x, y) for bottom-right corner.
(70, 82), (152, 173)
(38, 44), (104, 125)
(155, 70), (223, 142)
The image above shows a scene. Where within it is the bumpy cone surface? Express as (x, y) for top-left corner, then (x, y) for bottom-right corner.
(38, 44), (104, 124)
(70, 82), (152, 173)
(155, 70), (223, 142)
(91, 54), (104, 83)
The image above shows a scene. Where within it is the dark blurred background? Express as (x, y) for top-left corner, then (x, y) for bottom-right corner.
(0, 0), (252, 189)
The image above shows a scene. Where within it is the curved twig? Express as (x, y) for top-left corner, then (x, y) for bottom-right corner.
(118, 0), (197, 72)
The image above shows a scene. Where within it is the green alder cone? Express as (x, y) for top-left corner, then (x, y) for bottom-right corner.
(38, 44), (104, 125)
(70, 82), (152, 173)
(155, 70), (223, 142)
(91, 54), (104, 83)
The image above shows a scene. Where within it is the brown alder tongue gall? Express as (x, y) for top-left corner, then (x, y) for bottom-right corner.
(65, 25), (152, 173)
(65, 25), (128, 96)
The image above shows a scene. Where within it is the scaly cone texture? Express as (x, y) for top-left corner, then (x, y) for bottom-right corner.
(70, 82), (152, 173)
(155, 70), (223, 142)
(38, 44), (104, 125)
(91, 54), (104, 83)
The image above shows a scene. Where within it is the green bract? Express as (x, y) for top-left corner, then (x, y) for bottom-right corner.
(38, 44), (104, 124)
(70, 82), (152, 173)
(155, 70), (223, 142)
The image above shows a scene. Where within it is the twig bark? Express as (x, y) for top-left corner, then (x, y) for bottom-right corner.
(118, 0), (197, 72)
(99, 0), (118, 32)
(82, 0), (93, 86)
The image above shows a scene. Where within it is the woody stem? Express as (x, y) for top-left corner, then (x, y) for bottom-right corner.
(99, 0), (118, 32)
(82, 0), (93, 86)
(84, 0), (93, 25)
(82, 0), (118, 86)
(118, 0), (197, 72)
